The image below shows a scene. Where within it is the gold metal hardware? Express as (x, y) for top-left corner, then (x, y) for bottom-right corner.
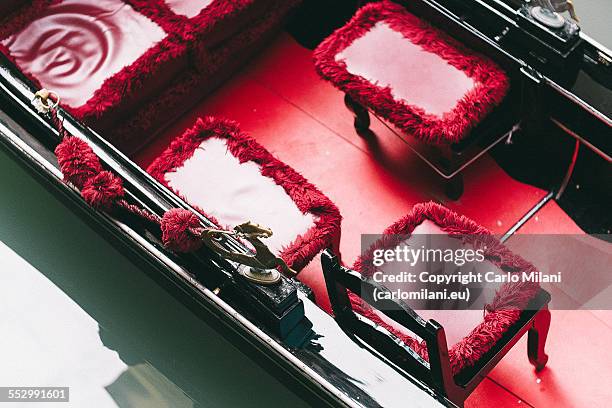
(597, 51), (611, 67)
(200, 221), (297, 285)
(550, 0), (579, 21)
(32, 89), (60, 114)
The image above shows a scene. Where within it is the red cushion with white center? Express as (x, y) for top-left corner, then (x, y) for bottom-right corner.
(0, 0), (297, 152)
(351, 202), (540, 374)
(313, 1), (509, 144)
(0, 0), (187, 153)
(2, 0), (168, 109)
(147, 116), (341, 272)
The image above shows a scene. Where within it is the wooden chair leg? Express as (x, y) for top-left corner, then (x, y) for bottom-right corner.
(344, 93), (371, 136)
(439, 145), (464, 200)
(444, 174), (464, 201)
(528, 306), (551, 371)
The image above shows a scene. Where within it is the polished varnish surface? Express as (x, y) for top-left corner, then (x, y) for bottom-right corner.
(1, 0), (165, 107)
(337, 22), (474, 117)
(165, 137), (316, 254)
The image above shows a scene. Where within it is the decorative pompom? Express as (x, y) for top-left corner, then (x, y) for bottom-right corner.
(55, 137), (102, 189)
(160, 209), (203, 252)
(81, 171), (124, 210)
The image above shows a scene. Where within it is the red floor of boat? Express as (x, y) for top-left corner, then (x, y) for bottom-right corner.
(135, 33), (610, 407)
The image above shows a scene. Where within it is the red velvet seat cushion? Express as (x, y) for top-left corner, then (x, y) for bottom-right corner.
(130, 0), (277, 50)
(147, 116), (341, 272)
(0, 0), (298, 152)
(0, 0), (188, 153)
(110, 0), (299, 155)
(351, 202), (540, 374)
(1, 0), (169, 109)
(313, 1), (509, 144)
(186, 0), (298, 74)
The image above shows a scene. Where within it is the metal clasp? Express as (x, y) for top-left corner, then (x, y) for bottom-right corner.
(201, 221), (297, 285)
(31, 89), (60, 114)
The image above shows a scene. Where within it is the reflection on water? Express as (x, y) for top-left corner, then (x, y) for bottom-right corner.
(549, 0), (610, 49)
(0, 241), (127, 407)
(0, 149), (311, 408)
(107, 365), (193, 408)
(564, 0), (612, 49)
(570, 1), (611, 48)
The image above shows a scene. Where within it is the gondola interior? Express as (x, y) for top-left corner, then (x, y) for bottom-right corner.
(0, 1), (610, 407)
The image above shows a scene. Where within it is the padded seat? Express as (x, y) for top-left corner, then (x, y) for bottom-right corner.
(2, 0), (172, 113)
(109, 0), (299, 153)
(147, 116), (341, 272)
(0, 0), (298, 152)
(313, 1), (509, 145)
(350, 202), (541, 375)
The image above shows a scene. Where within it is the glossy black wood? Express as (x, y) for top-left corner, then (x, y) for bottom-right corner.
(321, 250), (552, 407)
(394, 0), (611, 158)
(0, 55), (305, 344)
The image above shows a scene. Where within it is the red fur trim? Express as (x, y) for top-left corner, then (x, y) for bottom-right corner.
(123, 0), (188, 35)
(313, 1), (509, 145)
(185, 0), (266, 42)
(105, 0), (299, 152)
(186, 0), (255, 27)
(1, 0), (297, 152)
(0, 0), (58, 40)
(0, 0), (56, 89)
(125, 0), (267, 45)
(81, 170), (125, 210)
(161, 208), (204, 252)
(69, 31), (188, 125)
(147, 116), (342, 272)
(54, 136), (103, 189)
(352, 202), (540, 374)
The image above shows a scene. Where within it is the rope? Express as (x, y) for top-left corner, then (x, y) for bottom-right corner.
(33, 89), (290, 282)
(35, 91), (202, 253)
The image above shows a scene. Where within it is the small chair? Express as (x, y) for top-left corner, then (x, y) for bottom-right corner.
(321, 202), (551, 407)
(314, 1), (517, 199)
(147, 116), (342, 274)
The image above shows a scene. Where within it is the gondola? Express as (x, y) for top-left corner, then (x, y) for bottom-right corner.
(0, 1), (610, 407)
